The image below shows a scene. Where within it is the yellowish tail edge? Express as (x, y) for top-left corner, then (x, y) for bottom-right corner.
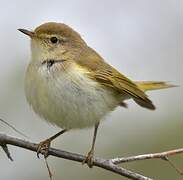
(135, 81), (177, 92)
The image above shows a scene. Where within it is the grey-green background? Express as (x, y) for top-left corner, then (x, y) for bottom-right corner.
(0, 0), (182, 179)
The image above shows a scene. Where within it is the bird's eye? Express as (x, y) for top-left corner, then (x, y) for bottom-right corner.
(50, 37), (58, 44)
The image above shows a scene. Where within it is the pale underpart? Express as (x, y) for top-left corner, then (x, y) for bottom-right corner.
(25, 61), (123, 129)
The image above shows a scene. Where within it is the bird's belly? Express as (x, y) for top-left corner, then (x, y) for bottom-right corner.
(25, 63), (121, 129)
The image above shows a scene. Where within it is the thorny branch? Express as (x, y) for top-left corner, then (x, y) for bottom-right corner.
(0, 133), (183, 180)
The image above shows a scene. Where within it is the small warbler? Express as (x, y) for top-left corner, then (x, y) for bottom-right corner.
(18, 22), (175, 167)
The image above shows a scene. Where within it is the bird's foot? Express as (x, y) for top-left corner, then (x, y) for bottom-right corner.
(37, 139), (51, 158)
(82, 150), (94, 168)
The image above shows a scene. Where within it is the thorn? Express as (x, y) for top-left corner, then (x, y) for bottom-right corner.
(1, 143), (13, 161)
(161, 156), (168, 161)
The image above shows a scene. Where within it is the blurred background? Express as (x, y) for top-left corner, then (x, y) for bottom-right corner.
(0, 0), (182, 179)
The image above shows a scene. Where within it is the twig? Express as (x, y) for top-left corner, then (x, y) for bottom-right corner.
(0, 118), (28, 138)
(161, 156), (183, 175)
(1, 133), (183, 179)
(0, 133), (151, 180)
(111, 148), (183, 176)
(44, 157), (53, 180)
(111, 148), (183, 164)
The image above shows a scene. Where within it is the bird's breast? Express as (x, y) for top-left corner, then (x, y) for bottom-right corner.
(25, 61), (121, 129)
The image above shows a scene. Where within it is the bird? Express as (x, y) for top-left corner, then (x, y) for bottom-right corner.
(18, 22), (175, 167)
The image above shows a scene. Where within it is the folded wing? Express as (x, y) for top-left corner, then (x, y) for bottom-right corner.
(78, 47), (156, 110)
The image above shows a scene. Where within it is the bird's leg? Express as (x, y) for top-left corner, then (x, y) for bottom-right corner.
(37, 129), (67, 158)
(82, 122), (99, 168)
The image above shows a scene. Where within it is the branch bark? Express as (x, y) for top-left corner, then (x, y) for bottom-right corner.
(0, 133), (182, 180)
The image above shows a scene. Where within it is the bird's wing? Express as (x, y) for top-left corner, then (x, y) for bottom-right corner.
(77, 47), (155, 110)
(94, 66), (155, 110)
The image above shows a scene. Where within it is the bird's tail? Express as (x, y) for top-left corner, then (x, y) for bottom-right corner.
(135, 81), (176, 92)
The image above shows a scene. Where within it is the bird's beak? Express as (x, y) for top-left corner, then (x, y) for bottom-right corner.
(18, 29), (35, 38)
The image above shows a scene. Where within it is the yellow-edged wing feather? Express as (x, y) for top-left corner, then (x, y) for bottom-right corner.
(135, 81), (176, 91)
(77, 47), (156, 110)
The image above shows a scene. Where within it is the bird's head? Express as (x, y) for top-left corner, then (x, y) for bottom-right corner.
(18, 22), (86, 63)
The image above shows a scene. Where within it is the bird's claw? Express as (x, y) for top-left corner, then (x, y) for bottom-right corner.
(82, 150), (94, 168)
(37, 139), (51, 158)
